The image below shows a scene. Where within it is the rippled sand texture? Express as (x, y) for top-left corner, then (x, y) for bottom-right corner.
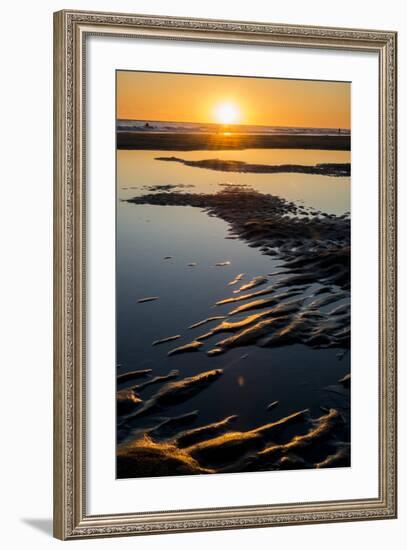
(127, 187), (350, 292)
(117, 365), (350, 477)
(117, 186), (350, 478)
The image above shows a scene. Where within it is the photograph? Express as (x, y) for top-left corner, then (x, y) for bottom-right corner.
(115, 70), (352, 479)
(52, 9), (397, 539)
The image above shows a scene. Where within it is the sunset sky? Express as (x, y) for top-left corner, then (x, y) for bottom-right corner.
(117, 70), (350, 129)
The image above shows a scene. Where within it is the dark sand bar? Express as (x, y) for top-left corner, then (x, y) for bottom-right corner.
(155, 157), (350, 177)
(117, 131), (351, 151)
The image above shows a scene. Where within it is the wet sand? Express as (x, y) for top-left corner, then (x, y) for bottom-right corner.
(117, 186), (350, 478)
(155, 156), (350, 176)
(126, 187), (350, 291)
(117, 375), (350, 477)
(117, 132), (350, 151)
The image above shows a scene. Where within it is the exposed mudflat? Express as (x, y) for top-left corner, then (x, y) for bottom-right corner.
(155, 156), (350, 177)
(126, 187), (350, 291)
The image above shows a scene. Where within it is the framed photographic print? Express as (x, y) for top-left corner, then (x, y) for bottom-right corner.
(53, 10), (397, 540)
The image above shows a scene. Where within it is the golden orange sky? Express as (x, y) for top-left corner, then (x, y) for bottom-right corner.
(117, 70), (350, 129)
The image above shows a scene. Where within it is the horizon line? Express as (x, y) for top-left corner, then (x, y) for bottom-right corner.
(116, 118), (351, 131)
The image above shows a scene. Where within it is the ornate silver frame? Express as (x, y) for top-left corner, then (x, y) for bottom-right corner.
(53, 9), (397, 540)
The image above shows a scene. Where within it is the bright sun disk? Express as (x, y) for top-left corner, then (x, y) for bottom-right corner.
(214, 102), (239, 125)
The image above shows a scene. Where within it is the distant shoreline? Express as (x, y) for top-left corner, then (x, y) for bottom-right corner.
(116, 132), (351, 151)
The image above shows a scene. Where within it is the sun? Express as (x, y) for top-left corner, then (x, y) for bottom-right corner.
(214, 102), (239, 125)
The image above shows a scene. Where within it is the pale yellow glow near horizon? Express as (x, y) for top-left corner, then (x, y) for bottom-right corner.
(214, 102), (240, 125)
(117, 71), (351, 129)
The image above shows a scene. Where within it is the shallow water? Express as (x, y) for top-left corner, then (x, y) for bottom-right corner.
(116, 148), (350, 443)
(118, 148), (350, 215)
